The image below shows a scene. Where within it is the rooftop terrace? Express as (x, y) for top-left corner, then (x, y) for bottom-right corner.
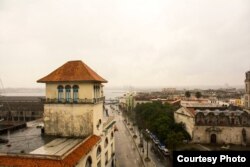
(0, 119), (85, 155)
(0, 120), (55, 154)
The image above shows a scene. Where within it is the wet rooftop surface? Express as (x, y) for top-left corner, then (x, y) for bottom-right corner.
(30, 138), (82, 156)
(0, 120), (84, 155)
(0, 124), (55, 154)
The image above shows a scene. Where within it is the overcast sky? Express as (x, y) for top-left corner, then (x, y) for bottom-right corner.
(0, 0), (250, 89)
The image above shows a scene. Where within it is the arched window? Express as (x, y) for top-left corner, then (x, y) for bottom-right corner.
(105, 151), (108, 165)
(57, 85), (64, 102)
(85, 156), (92, 167)
(104, 138), (108, 148)
(94, 84), (100, 98)
(231, 118), (235, 125)
(97, 161), (101, 167)
(195, 112), (205, 125)
(111, 132), (114, 139)
(65, 85), (71, 102)
(73, 85), (79, 102)
(96, 146), (101, 157)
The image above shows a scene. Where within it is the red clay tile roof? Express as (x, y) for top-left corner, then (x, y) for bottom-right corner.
(37, 60), (107, 83)
(0, 135), (101, 167)
(186, 107), (196, 117)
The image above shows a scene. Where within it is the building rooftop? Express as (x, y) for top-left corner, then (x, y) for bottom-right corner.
(37, 60), (107, 83)
(0, 135), (101, 167)
(182, 107), (247, 118)
(181, 100), (224, 108)
(0, 120), (56, 153)
(195, 109), (246, 116)
(0, 119), (101, 167)
(0, 96), (44, 102)
(30, 138), (83, 156)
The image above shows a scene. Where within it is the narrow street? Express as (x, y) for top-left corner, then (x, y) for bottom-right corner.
(127, 119), (168, 167)
(108, 104), (168, 167)
(108, 105), (143, 167)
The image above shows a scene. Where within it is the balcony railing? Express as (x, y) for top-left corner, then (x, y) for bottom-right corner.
(44, 97), (105, 104)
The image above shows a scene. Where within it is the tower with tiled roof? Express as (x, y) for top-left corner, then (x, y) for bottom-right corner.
(37, 60), (107, 137)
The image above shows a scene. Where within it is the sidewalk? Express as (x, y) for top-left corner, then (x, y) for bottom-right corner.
(123, 120), (156, 167)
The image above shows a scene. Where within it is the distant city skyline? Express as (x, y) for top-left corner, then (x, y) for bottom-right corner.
(0, 0), (250, 88)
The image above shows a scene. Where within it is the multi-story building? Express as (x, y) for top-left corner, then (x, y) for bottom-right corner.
(175, 106), (250, 145)
(245, 71), (250, 110)
(229, 98), (243, 107)
(0, 60), (116, 167)
(0, 96), (44, 122)
(174, 71), (250, 145)
(119, 92), (135, 111)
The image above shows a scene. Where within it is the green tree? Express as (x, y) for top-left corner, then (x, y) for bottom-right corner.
(166, 131), (184, 150)
(134, 102), (189, 149)
(195, 91), (202, 99)
(166, 132), (185, 166)
(185, 91), (191, 98)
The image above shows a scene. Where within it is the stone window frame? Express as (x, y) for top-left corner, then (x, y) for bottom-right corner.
(195, 112), (205, 125)
(57, 85), (64, 102)
(65, 85), (71, 102)
(104, 137), (109, 148)
(73, 85), (79, 102)
(105, 151), (108, 165)
(111, 131), (114, 140)
(96, 145), (102, 158)
(85, 156), (92, 167)
(97, 160), (101, 167)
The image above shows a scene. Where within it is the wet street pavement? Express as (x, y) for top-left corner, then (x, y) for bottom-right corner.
(108, 105), (168, 167)
(111, 106), (143, 167)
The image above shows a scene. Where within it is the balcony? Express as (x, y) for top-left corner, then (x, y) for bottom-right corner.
(44, 97), (105, 104)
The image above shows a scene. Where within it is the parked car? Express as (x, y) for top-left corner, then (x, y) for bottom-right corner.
(150, 133), (155, 139)
(162, 148), (170, 157)
(158, 144), (166, 151)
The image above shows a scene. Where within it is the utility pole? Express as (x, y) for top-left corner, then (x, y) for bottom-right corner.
(143, 127), (150, 162)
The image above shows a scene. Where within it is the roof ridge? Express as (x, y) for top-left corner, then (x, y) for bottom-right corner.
(81, 61), (101, 80)
(37, 60), (107, 83)
(68, 60), (82, 62)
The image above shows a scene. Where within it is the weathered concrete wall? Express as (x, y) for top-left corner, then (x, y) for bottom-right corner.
(174, 107), (195, 138)
(76, 126), (115, 167)
(44, 104), (94, 137)
(46, 82), (101, 99)
(193, 126), (250, 145)
(93, 103), (104, 136)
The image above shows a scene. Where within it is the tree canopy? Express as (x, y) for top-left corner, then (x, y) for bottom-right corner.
(185, 91), (191, 98)
(195, 91), (202, 99)
(134, 102), (190, 148)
